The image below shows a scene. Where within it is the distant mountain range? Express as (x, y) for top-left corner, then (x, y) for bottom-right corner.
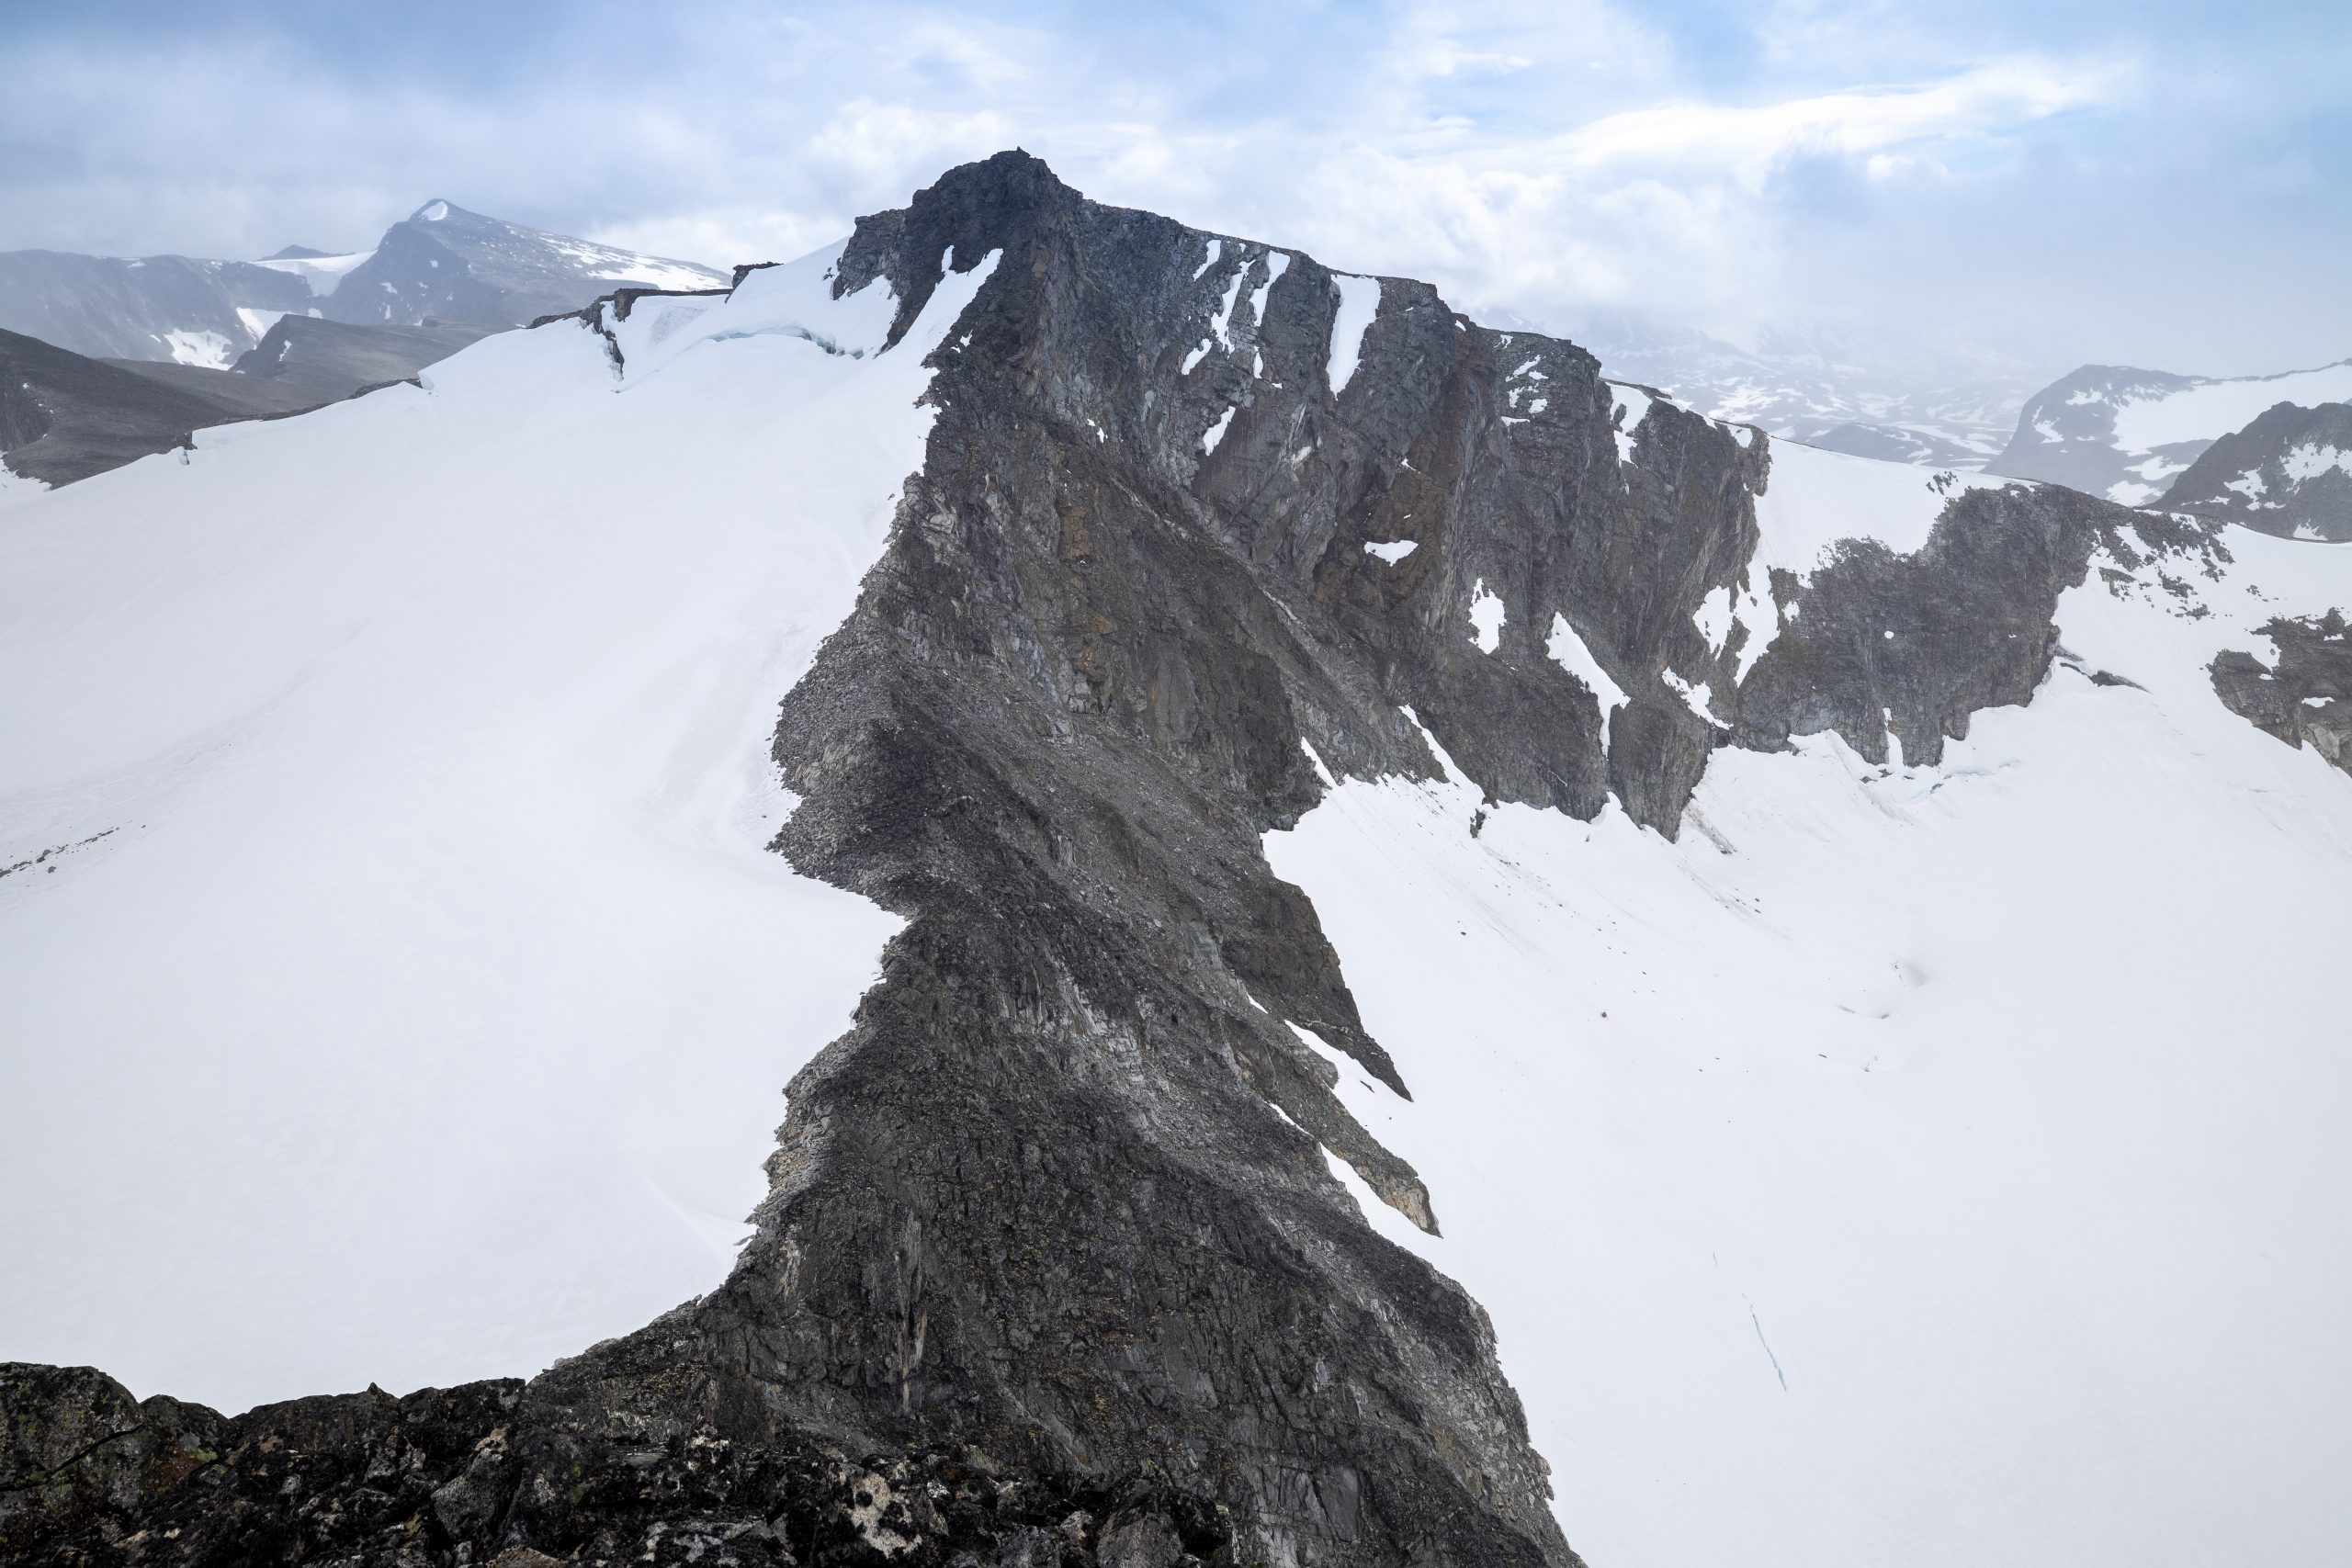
(1984, 358), (2352, 504)
(1564, 313), (2035, 468)
(1573, 317), (2352, 546)
(12, 193), (2345, 546)
(0, 200), (725, 367)
(1, 201), (723, 488)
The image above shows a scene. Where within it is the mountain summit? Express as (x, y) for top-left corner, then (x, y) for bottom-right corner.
(310, 198), (724, 331)
(4, 152), (2349, 1568)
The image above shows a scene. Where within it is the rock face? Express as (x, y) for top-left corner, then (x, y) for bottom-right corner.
(2162, 400), (2352, 541)
(1, 1359), (1231, 1566)
(2211, 610), (2352, 773)
(5, 153), (2325, 1565)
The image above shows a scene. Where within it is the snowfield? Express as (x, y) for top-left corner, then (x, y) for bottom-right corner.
(0, 243), (997, 1411)
(2107, 359), (2352, 455)
(253, 248), (377, 297)
(1268, 479), (2352, 1568)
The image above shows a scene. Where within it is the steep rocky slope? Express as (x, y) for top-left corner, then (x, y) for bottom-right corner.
(6, 154), (2350, 1568)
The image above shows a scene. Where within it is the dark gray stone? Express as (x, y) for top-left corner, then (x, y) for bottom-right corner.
(2211, 609), (2352, 773)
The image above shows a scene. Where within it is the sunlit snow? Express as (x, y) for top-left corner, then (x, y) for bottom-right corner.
(254, 249), (376, 297)
(1545, 613), (1626, 725)
(159, 329), (234, 368)
(2108, 361), (2352, 453)
(1467, 579), (1506, 652)
(1327, 274), (1381, 395)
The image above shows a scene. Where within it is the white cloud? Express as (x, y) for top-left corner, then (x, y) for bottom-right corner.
(0, 2), (2337, 382)
(1552, 58), (2127, 185)
(804, 97), (1017, 190)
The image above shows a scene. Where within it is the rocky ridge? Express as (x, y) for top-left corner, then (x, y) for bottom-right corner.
(6, 152), (2339, 1565)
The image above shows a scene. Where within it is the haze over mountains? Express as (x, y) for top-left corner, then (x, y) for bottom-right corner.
(1563, 314), (2032, 469)
(1588, 324), (2352, 541)
(0, 202), (728, 490)
(8, 187), (2348, 548)
(1985, 358), (2352, 513)
(4, 152), (2349, 1568)
(0, 198), (724, 367)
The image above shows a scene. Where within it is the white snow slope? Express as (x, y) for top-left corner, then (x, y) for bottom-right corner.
(0, 242), (999, 1412)
(1268, 459), (2352, 1568)
(2109, 360), (2352, 456)
(253, 249), (378, 297)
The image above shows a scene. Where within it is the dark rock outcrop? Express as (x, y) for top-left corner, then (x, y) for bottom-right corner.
(2211, 610), (2352, 773)
(2, 1359), (1230, 1566)
(1727, 488), (2217, 767)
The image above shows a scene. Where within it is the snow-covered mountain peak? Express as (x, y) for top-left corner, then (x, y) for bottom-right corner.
(6, 151), (2351, 1568)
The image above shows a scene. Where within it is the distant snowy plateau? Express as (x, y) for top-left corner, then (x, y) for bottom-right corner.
(1987, 358), (2352, 524)
(4, 156), (2349, 1568)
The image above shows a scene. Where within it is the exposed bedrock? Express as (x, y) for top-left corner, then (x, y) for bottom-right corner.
(2211, 609), (2352, 773)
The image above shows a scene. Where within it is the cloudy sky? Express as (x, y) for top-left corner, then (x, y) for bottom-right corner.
(4, 0), (2346, 384)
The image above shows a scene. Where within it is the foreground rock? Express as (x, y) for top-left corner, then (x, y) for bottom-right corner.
(2, 1359), (1229, 1565)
